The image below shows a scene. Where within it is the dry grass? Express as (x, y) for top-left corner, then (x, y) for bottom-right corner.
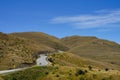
(0, 32), (69, 70)
(61, 36), (120, 69)
(49, 52), (120, 70)
(11, 32), (69, 51)
(1, 65), (120, 80)
(1, 52), (120, 80)
(0, 32), (56, 70)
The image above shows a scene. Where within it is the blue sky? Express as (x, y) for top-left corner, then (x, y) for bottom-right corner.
(0, 0), (120, 44)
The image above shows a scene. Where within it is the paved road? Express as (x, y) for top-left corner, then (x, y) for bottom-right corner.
(0, 68), (25, 74)
(0, 54), (48, 74)
(36, 54), (48, 66)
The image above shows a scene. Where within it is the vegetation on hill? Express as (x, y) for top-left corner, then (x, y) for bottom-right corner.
(48, 52), (120, 70)
(11, 32), (69, 51)
(61, 36), (120, 68)
(0, 32), (120, 80)
(0, 32), (54, 70)
(0, 53), (120, 80)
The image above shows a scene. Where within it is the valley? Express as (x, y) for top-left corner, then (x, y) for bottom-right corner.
(0, 32), (120, 80)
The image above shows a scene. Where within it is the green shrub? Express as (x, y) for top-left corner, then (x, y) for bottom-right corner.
(75, 69), (85, 76)
(45, 72), (49, 75)
(88, 65), (92, 70)
(56, 74), (59, 77)
(105, 68), (109, 71)
(48, 58), (54, 63)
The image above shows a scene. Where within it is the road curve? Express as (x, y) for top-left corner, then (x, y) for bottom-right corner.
(0, 68), (25, 74)
(0, 54), (48, 74)
(36, 54), (48, 66)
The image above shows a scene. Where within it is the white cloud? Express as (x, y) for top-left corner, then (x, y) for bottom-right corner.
(96, 29), (111, 32)
(50, 9), (120, 28)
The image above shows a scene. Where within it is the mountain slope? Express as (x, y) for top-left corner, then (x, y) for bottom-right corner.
(11, 32), (68, 51)
(0, 32), (54, 70)
(61, 36), (120, 67)
(1, 53), (120, 80)
(49, 52), (120, 70)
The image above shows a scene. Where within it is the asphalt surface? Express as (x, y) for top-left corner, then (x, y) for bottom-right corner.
(0, 54), (48, 74)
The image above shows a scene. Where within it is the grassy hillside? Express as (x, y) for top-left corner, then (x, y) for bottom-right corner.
(0, 32), (120, 80)
(11, 32), (68, 51)
(0, 32), (54, 70)
(0, 32), (69, 70)
(49, 52), (120, 70)
(1, 66), (120, 80)
(0, 53), (120, 80)
(61, 36), (120, 67)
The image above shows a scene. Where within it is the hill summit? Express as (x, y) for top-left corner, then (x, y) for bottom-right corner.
(0, 32), (68, 70)
(0, 32), (120, 70)
(61, 36), (120, 67)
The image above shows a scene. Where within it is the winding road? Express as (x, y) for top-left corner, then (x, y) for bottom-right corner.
(36, 54), (48, 66)
(0, 68), (26, 74)
(0, 54), (48, 74)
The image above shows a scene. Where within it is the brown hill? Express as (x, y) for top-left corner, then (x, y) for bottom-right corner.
(61, 36), (120, 67)
(49, 52), (120, 70)
(11, 32), (68, 51)
(1, 32), (120, 70)
(0, 32), (54, 70)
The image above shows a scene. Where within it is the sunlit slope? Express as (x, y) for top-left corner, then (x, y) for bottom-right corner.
(49, 52), (120, 70)
(1, 53), (120, 80)
(61, 36), (120, 67)
(11, 32), (68, 51)
(0, 32), (54, 70)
